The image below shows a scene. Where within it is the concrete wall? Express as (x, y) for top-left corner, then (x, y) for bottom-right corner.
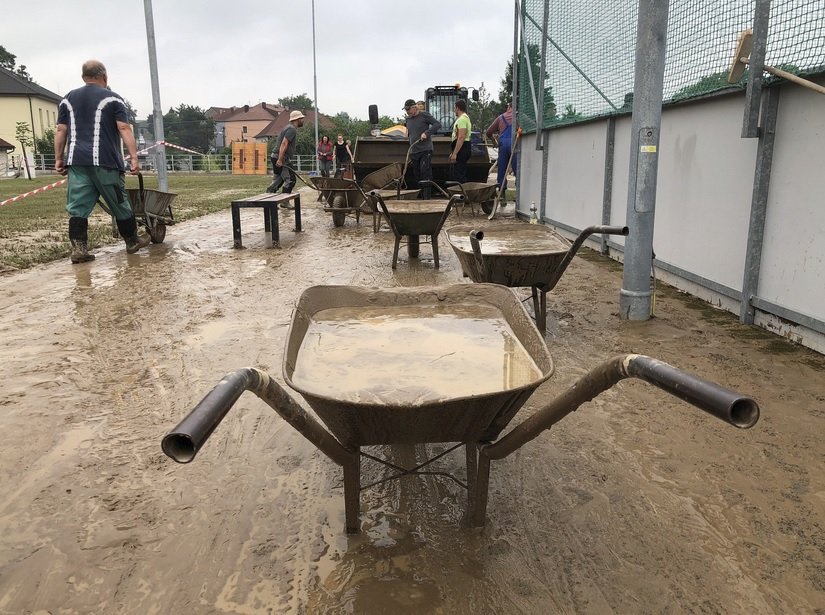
(517, 81), (825, 353)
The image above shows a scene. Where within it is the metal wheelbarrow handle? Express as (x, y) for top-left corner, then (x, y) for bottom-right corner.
(483, 354), (759, 463)
(162, 368), (361, 532)
(161, 368), (353, 466)
(465, 354), (759, 526)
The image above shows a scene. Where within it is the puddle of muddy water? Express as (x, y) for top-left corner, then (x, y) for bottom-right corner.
(292, 304), (542, 403)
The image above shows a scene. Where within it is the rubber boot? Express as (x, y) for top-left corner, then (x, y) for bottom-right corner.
(116, 216), (150, 254)
(68, 217), (95, 263)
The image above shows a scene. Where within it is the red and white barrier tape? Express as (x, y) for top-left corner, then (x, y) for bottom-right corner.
(133, 140), (204, 158)
(158, 140), (204, 156)
(1, 139), (201, 207)
(0, 179), (67, 207)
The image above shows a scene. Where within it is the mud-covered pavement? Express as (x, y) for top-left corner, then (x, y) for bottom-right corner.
(1, 188), (823, 614)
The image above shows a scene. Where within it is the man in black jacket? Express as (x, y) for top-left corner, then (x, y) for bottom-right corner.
(402, 98), (441, 199)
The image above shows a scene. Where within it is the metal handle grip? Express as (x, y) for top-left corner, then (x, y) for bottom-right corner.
(623, 355), (759, 428)
(586, 225), (629, 237)
(483, 354), (759, 462)
(162, 368), (354, 467)
(162, 370), (253, 463)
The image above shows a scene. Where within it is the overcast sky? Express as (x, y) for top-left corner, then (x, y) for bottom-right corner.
(4, 0), (515, 122)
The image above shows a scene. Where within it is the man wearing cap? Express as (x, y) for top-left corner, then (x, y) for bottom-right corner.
(403, 99), (441, 199)
(267, 109), (305, 206)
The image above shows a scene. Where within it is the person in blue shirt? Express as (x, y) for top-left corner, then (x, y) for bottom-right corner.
(486, 102), (518, 195)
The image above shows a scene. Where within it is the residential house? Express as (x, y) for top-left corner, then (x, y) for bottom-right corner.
(205, 106), (235, 151)
(217, 102), (283, 147)
(0, 137), (15, 175)
(254, 109), (335, 143)
(0, 66), (61, 158)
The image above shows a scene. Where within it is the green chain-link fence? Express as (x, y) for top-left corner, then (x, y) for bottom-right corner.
(518, 0), (825, 131)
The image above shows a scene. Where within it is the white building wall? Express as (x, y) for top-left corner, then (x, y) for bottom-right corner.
(757, 84), (825, 319)
(545, 122), (606, 230)
(517, 82), (825, 353)
(654, 97), (758, 292)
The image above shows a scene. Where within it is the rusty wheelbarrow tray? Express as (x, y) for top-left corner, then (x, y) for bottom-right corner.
(308, 176), (365, 227)
(162, 283), (759, 534)
(358, 162), (419, 232)
(446, 223), (629, 332)
(446, 181), (500, 217)
(370, 191), (463, 269)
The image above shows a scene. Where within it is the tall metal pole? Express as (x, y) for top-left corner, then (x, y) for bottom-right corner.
(512, 0), (520, 209)
(143, 0), (168, 192)
(512, 0), (520, 133)
(312, 0), (319, 174)
(619, 0), (670, 320)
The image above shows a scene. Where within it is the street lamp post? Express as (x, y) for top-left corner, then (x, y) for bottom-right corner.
(312, 0), (319, 174)
(143, 0), (168, 191)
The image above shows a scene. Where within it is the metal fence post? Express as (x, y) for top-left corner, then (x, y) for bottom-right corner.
(601, 117), (616, 254)
(740, 86), (780, 324)
(742, 0), (771, 138)
(619, 0), (670, 321)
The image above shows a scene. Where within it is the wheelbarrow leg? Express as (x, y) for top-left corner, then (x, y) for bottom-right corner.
(463, 442), (479, 525)
(531, 285), (548, 332)
(431, 234), (440, 268)
(469, 444), (492, 528)
(392, 236), (401, 269)
(408, 235), (420, 258)
(343, 451), (361, 533)
(231, 203), (243, 249)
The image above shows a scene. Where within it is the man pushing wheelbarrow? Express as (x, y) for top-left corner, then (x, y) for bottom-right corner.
(55, 59), (150, 263)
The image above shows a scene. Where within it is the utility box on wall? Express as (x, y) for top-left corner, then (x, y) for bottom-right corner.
(232, 142), (267, 175)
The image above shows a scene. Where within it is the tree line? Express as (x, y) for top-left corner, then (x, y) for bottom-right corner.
(3, 44), (521, 158)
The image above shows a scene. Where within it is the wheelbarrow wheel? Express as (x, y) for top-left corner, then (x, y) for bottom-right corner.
(481, 200), (494, 215)
(331, 195), (347, 228)
(148, 221), (167, 243)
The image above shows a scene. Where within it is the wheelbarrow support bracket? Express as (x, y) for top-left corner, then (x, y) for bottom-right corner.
(162, 368), (361, 532)
(468, 354), (759, 527)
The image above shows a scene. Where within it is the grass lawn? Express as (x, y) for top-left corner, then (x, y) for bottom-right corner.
(0, 173), (271, 272)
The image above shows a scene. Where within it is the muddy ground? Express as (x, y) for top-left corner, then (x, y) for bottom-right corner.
(0, 188), (823, 614)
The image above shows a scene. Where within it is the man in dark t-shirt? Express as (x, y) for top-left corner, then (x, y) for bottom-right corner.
(402, 98), (441, 199)
(55, 59), (147, 263)
(267, 110), (305, 207)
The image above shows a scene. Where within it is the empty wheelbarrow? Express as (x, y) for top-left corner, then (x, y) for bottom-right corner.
(162, 283), (759, 534)
(445, 181), (500, 217)
(370, 190), (463, 268)
(98, 172), (177, 243)
(446, 223), (629, 331)
(308, 176), (364, 227)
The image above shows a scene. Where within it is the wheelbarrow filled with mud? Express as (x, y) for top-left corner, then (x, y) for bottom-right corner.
(370, 190), (463, 268)
(446, 223), (629, 331)
(162, 284), (759, 534)
(99, 172), (176, 243)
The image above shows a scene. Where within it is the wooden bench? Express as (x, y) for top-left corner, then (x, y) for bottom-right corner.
(231, 192), (302, 248)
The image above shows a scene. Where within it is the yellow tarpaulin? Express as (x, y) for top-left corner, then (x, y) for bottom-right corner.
(380, 125), (407, 138)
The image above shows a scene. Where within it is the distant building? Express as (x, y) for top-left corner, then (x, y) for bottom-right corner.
(0, 66), (61, 157)
(0, 137), (15, 175)
(210, 102), (284, 148)
(254, 109), (335, 143)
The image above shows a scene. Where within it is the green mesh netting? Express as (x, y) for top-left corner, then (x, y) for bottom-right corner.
(518, 0), (825, 132)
